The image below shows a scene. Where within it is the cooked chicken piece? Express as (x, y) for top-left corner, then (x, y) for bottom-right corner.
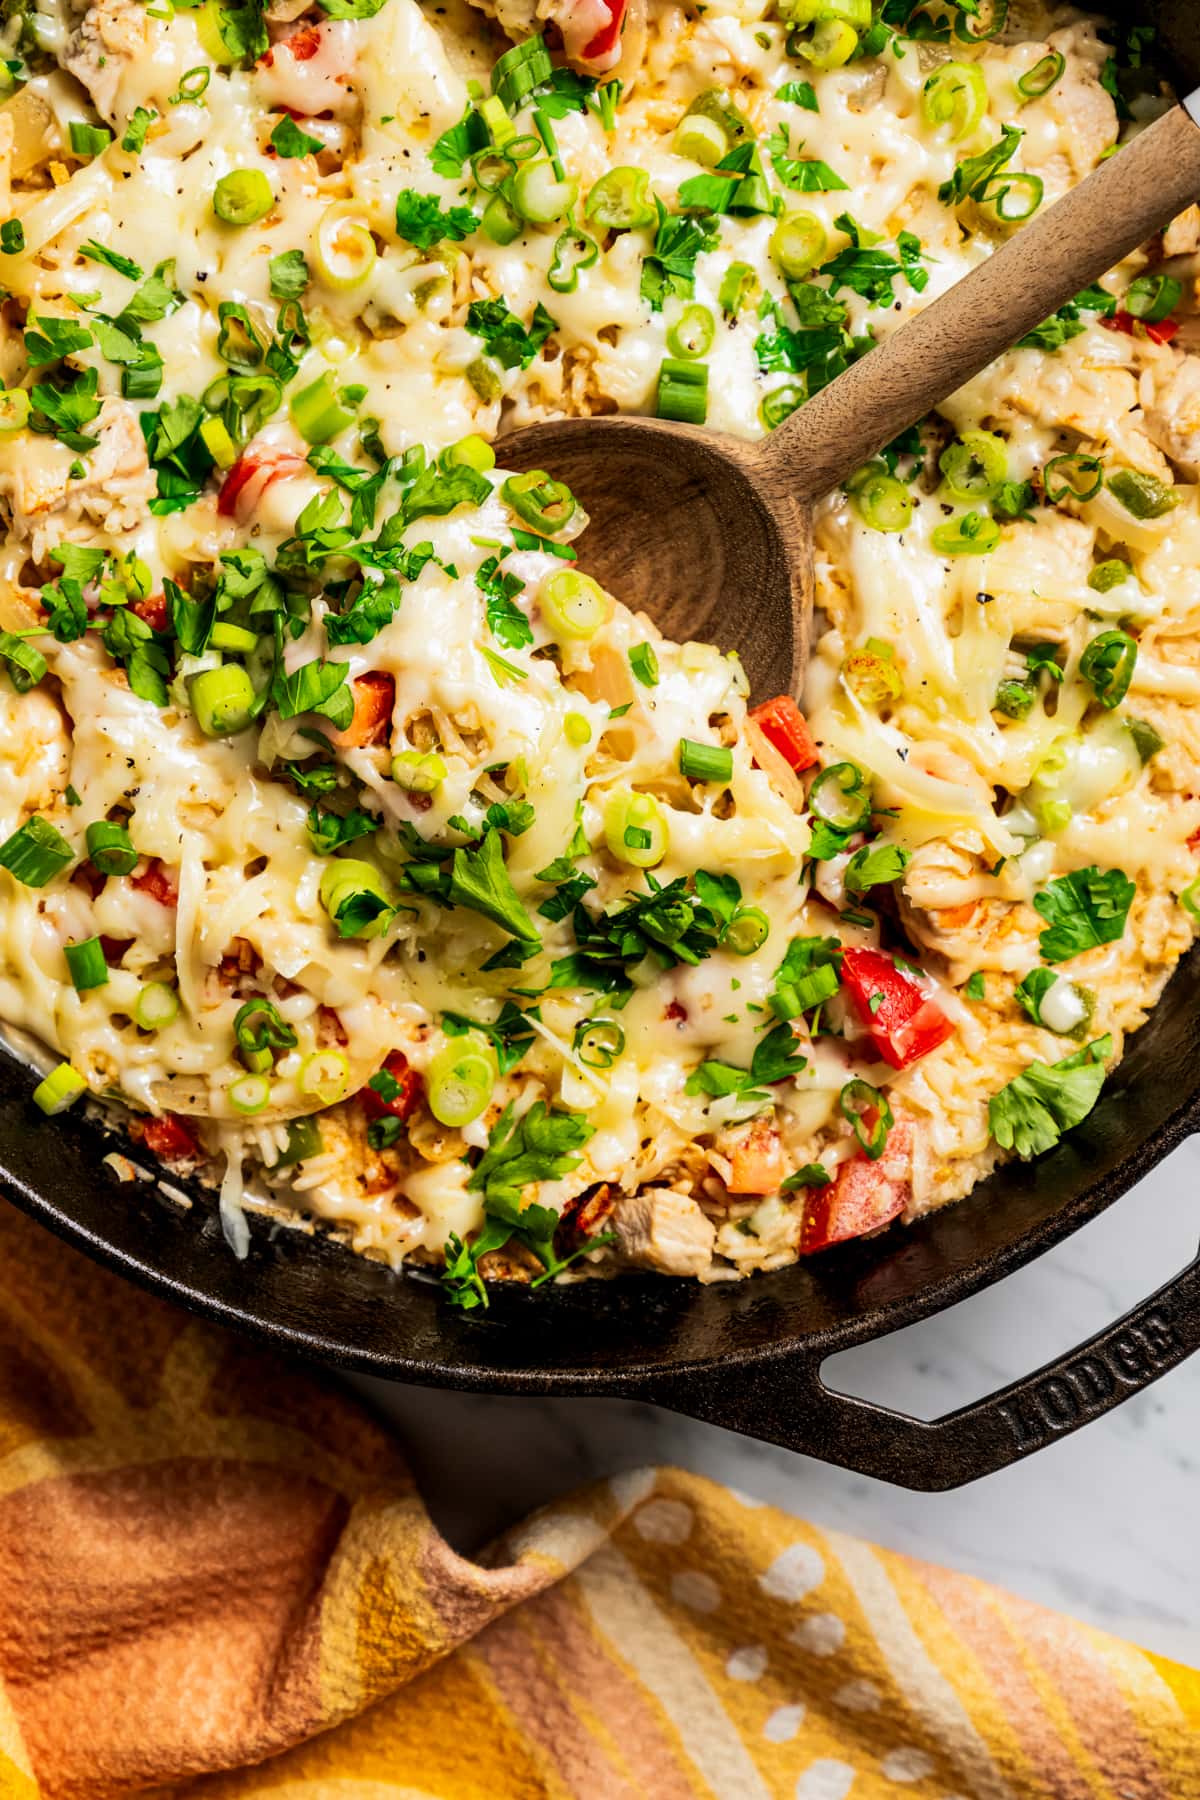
(1043, 42), (1118, 179)
(1144, 356), (1200, 481)
(0, 400), (155, 547)
(63, 0), (148, 123)
(1164, 206), (1200, 260)
(612, 1187), (715, 1277)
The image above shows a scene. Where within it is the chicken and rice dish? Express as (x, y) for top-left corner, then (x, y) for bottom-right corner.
(0, 0), (1195, 1302)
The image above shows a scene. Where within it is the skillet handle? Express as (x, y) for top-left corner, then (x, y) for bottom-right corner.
(647, 1254), (1200, 1491)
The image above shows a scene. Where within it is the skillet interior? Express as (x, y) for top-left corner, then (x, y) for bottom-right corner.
(0, 0), (1197, 1448)
(2, 935), (1198, 1392)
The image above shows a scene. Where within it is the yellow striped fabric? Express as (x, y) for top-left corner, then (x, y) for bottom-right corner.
(0, 1202), (1194, 1799)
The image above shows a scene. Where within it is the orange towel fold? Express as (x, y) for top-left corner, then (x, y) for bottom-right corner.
(0, 1202), (1194, 1799)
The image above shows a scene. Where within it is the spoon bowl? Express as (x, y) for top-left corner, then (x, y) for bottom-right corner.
(498, 100), (1200, 700)
(498, 415), (808, 700)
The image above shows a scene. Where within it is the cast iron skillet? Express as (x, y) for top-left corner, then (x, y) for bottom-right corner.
(2, 0), (1199, 1493)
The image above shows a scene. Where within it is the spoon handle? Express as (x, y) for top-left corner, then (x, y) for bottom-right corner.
(762, 100), (1200, 504)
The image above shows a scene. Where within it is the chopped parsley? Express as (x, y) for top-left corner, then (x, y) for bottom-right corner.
(988, 1035), (1112, 1157)
(394, 189), (479, 251)
(1033, 867), (1135, 964)
(466, 298), (557, 370)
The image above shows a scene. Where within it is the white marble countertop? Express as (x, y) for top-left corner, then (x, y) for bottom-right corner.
(354, 1135), (1200, 1669)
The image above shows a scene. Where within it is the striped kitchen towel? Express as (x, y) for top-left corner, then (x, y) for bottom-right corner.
(0, 1202), (1194, 1799)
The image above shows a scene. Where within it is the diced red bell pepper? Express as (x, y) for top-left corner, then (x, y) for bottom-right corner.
(132, 860), (179, 909)
(329, 672), (395, 748)
(749, 696), (819, 772)
(259, 23), (322, 66)
(582, 0), (626, 61)
(728, 1117), (787, 1194)
(800, 1122), (912, 1254)
(360, 1051), (423, 1122)
(217, 446), (307, 520)
(1102, 310), (1181, 347)
(140, 1114), (199, 1162)
(130, 592), (168, 634)
(840, 947), (954, 1071)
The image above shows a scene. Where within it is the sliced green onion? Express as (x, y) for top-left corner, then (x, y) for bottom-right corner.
(0, 815), (73, 888)
(209, 622), (259, 653)
(940, 429), (1008, 502)
(810, 761), (870, 831)
(32, 1062), (87, 1115)
(471, 146), (517, 193)
(718, 261), (758, 317)
(547, 223), (599, 294)
(212, 169), (274, 226)
(1036, 797), (1072, 835)
(584, 166), (656, 232)
(1182, 877), (1200, 924)
(843, 643), (902, 705)
(1080, 629), (1137, 709)
(724, 906), (769, 955)
(840, 1076), (893, 1159)
(984, 170), (1043, 222)
(770, 210), (826, 279)
(603, 790), (669, 869)
(574, 1017), (625, 1068)
(189, 664), (256, 738)
(656, 357), (708, 424)
(629, 643), (659, 687)
(511, 159), (577, 224)
(200, 415), (237, 468)
(994, 679), (1035, 720)
(564, 711), (591, 746)
(922, 61), (988, 138)
(313, 204), (377, 290)
(427, 1037), (496, 1126)
(290, 371), (355, 446)
(229, 1072), (271, 1115)
(134, 981), (179, 1029)
(479, 93), (514, 147)
(674, 112), (729, 165)
(65, 936), (107, 991)
(319, 858), (394, 939)
(790, 18), (859, 68)
(69, 120), (112, 158)
(233, 996), (297, 1074)
(679, 738), (733, 783)
(760, 384), (805, 430)
(1126, 717), (1164, 764)
(171, 64), (210, 104)
(443, 433), (495, 472)
(931, 511), (1001, 556)
(541, 569), (611, 641)
(391, 749), (447, 792)
(84, 819), (137, 876)
(196, 0), (236, 61)
(777, 958), (839, 1016)
(0, 389), (30, 433)
(659, 301), (712, 362)
(1125, 273), (1183, 324)
(298, 1048), (351, 1106)
(480, 192), (522, 246)
(1017, 51), (1065, 99)
(851, 468), (913, 533)
(1045, 452), (1102, 504)
(1108, 468), (1178, 521)
(492, 33), (553, 113)
(274, 1115), (323, 1166)
(1088, 558), (1132, 593)
(501, 469), (577, 535)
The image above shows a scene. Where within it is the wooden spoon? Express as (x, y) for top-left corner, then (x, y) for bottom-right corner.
(499, 101), (1200, 701)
